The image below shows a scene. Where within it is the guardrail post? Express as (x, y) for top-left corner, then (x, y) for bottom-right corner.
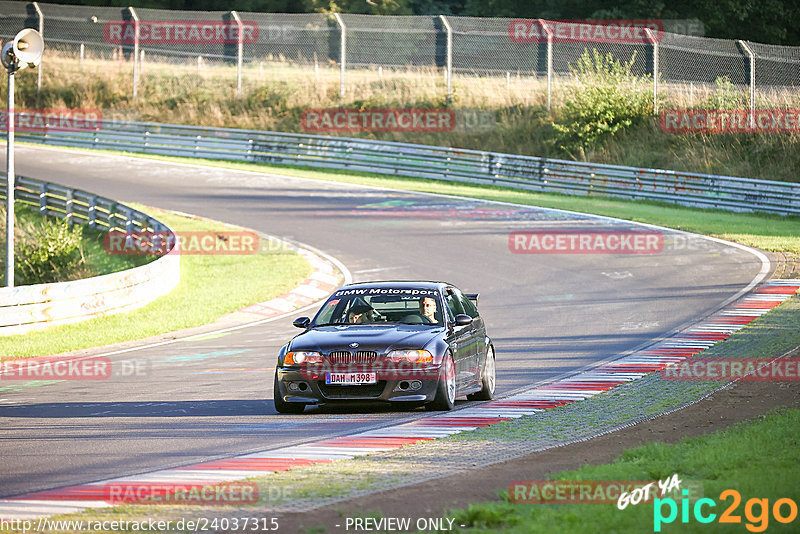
(88, 195), (96, 228)
(124, 207), (133, 234)
(31, 2), (43, 93)
(737, 40), (756, 130)
(538, 19), (553, 113)
(65, 189), (73, 225)
(439, 15), (453, 103)
(645, 28), (659, 114)
(231, 11), (243, 95)
(39, 183), (47, 214)
(334, 13), (346, 97)
(127, 6), (140, 100)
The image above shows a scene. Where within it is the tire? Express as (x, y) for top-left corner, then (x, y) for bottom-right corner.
(467, 345), (496, 401)
(273, 372), (306, 414)
(425, 352), (456, 411)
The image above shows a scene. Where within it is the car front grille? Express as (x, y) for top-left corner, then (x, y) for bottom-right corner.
(326, 350), (378, 365)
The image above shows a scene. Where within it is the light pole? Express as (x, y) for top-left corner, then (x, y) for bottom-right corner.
(2, 28), (44, 287)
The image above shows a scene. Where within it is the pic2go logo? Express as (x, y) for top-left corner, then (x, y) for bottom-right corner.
(654, 489), (798, 532)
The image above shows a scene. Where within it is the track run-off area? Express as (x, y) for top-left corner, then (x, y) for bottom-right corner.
(0, 144), (775, 519)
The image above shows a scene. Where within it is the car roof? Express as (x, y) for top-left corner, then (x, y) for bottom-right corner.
(338, 281), (450, 291)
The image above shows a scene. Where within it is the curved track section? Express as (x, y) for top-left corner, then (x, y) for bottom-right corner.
(0, 145), (767, 501)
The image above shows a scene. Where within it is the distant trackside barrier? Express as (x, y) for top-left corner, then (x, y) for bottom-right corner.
(0, 174), (179, 336)
(18, 120), (800, 216)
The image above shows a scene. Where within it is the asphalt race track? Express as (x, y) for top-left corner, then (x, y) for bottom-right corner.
(0, 145), (767, 499)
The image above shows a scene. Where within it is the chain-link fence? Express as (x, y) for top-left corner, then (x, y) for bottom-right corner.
(0, 1), (798, 113)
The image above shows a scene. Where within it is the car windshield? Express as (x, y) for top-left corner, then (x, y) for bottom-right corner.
(312, 288), (444, 326)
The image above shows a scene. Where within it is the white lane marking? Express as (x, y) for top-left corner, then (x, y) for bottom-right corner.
(352, 266), (408, 275)
(601, 271), (634, 279)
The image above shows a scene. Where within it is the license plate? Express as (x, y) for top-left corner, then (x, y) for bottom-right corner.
(325, 372), (377, 385)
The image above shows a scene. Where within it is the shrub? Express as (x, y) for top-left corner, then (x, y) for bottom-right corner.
(11, 207), (86, 285)
(552, 49), (653, 158)
(706, 76), (748, 110)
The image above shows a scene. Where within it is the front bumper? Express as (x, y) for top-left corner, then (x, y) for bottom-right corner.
(275, 365), (441, 405)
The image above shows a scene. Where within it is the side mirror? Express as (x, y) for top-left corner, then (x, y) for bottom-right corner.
(454, 314), (473, 327)
(293, 317), (311, 329)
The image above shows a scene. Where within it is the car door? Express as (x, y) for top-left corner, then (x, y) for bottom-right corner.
(444, 288), (475, 390)
(456, 290), (484, 387)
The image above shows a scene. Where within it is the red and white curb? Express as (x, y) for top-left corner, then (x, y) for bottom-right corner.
(1, 280), (797, 519)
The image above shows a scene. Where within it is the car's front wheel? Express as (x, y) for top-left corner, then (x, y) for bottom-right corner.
(273, 372), (306, 414)
(467, 345), (495, 401)
(426, 352), (456, 411)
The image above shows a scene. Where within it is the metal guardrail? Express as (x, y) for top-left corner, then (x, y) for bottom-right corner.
(0, 174), (180, 336)
(18, 120), (800, 216)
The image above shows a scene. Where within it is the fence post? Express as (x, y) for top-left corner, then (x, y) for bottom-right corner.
(645, 28), (659, 114)
(538, 19), (553, 112)
(334, 13), (346, 96)
(127, 6), (140, 100)
(737, 40), (756, 129)
(32, 2), (43, 93)
(439, 15), (453, 103)
(231, 10), (243, 95)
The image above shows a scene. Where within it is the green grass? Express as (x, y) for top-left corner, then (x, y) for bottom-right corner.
(46, 149), (800, 255)
(0, 205), (313, 359)
(446, 408), (800, 533)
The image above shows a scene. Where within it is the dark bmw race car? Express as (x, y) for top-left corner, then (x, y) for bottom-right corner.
(273, 281), (496, 413)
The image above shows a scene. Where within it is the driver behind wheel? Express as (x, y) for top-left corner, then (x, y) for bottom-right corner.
(420, 296), (438, 324)
(347, 302), (376, 323)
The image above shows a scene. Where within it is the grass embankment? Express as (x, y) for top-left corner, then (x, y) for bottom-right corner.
(448, 409), (800, 533)
(1, 205), (313, 359)
(10, 53), (800, 182)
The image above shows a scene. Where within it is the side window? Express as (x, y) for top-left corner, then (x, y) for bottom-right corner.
(441, 295), (455, 322)
(460, 293), (479, 318)
(445, 288), (465, 319)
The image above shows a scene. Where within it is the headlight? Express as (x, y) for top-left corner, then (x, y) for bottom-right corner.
(284, 351), (323, 365)
(386, 349), (433, 364)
